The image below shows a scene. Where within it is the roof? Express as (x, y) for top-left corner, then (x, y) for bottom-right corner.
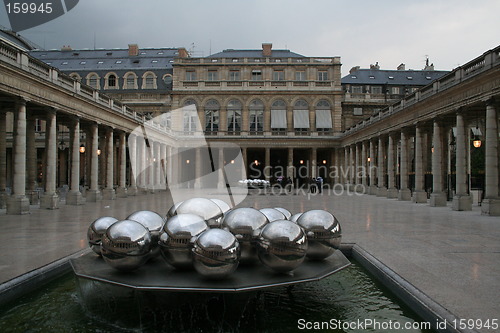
(29, 48), (179, 71)
(0, 28), (40, 51)
(208, 49), (305, 58)
(342, 69), (449, 86)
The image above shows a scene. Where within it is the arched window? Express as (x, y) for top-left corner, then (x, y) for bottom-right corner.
(108, 74), (116, 87)
(271, 99), (287, 134)
(204, 99), (220, 135)
(183, 99), (197, 134)
(86, 73), (100, 89)
(123, 72), (137, 89)
(249, 99), (264, 135)
(142, 72), (157, 89)
(293, 99), (309, 135)
(227, 99), (242, 135)
(69, 72), (81, 82)
(104, 72), (119, 90)
(315, 100), (332, 134)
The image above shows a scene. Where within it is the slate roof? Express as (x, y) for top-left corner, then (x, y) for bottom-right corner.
(0, 28), (40, 51)
(208, 49), (305, 58)
(29, 48), (178, 71)
(342, 68), (449, 86)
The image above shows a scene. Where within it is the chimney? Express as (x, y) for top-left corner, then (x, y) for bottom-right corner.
(128, 44), (139, 56)
(397, 63), (406, 71)
(262, 43), (272, 57)
(349, 66), (360, 74)
(178, 47), (189, 58)
(61, 45), (72, 51)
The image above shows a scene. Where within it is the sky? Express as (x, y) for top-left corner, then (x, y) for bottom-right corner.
(1, 0), (499, 76)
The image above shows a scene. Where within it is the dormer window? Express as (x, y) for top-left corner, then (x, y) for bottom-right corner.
(369, 75), (375, 79)
(80, 61), (86, 65)
(97, 61), (104, 64)
(407, 76), (413, 80)
(426, 76), (432, 80)
(62, 61), (68, 65)
(157, 51), (164, 55)
(152, 60), (158, 63)
(115, 60), (122, 64)
(351, 75), (357, 79)
(388, 76), (394, 79)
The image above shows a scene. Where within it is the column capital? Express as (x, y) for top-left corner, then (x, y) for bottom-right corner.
(45, 107), (57, 116)
(485, 97), (497, 107)
(14, 97), (28, 107)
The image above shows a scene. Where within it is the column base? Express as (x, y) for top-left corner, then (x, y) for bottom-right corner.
(369, 186), (378, 195)
(7, 195), (30, 215)
(40, 193), (59, 210)
(452, 194), (472, 211)
(387, 187), (398, 199)
(86, 190), (102, 202)
(430, 192), (447, 207)
(27, 190), (39, 205)
(67, 191), (85, 205)
(481, 198), (500, 216)
(116, 187), (128, 198)
(102, 188), (116, 200)
(0, 191), (9, 209)
(128, 187), (138, 196)
(376, 187), (387, 197)
(412, 190), (428, 203)
(398, 188), (412, 201)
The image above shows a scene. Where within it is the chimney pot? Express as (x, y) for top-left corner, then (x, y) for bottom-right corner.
(128, 44), (139, 56)
(262, 43), (272, 57)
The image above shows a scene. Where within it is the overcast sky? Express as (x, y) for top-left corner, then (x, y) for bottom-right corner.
(1, 0), (499, 75)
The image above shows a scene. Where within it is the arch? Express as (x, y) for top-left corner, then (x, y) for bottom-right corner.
(69, 72), (81, 82)
(249, 99), (264, 134)
(104, 72), (119, 90)
(227, 99), (242, 134)
(123, 71), (138, 89)
(204, 99), (220, 134)
(141, 71), (158, 89)
(162, 73), (173, 86)
(294, 99), (309, 109)
(293, 99), (310, 132)
(315, 99), (333, 132)
(85, 72), (100, 89)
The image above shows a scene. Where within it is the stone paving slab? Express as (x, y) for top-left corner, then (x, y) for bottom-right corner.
(0, 189), (499, 332)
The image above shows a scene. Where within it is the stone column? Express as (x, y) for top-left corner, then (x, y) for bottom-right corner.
(361, 141), (368, 192)
(264, 147), (271, 181)
(387, 133), (398, 198)
(430, 120), (447, 206)
(287, 147), (294, 179)
(154, 141), (161, 190)
(0, 110), (7, 209)
(26, 116), (38, 204)
(86, 123), (101, 201)
(40, 108), (59, 209)
(241, 147), (247, 180)
(413, 125), (428, 203)
(116, 132), (128, 197)
(160, 143), (167, 190)
(140, 138), (148, 193)
(354, 143), (360, 187)
(377, 136), (387, 196)
(344, 147), (349, 188)
(348, 145), (354, 188)
(67, 117), (84, 205)
(452, 111), (472, 210)
(194, 146), (202, 189)
(481, 100), (500, 215)
(311, 147), (317, 179)
(218, 147), (226, 188)
(102, 128), (116, 199)
(127, 134), (138, 196)
(369, 139), (377, 194)
(148, 141), (155, 193)
(7, 100), (30, 214)
(169, 146), (178, 188)
(398, 130), (412, 200)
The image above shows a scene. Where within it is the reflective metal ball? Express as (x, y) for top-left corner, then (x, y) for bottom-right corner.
(87, 216), (118, 255)
(167, 201), (183, 218)
(127, 210), (165, 259)
(296, 210), (342, 260)
(210, 198), (232, 215)
(222, 207), (268, 264)
(177, 198), (223, 228)
(101, 220), (152, 271)
(289, 213), (303, 223)
(259, 208), (286, 222)
(257, 220), (308, 273)
(274, 207), (292, 220)
(192, 229), (240, 279)
(159, 214), (209, 269)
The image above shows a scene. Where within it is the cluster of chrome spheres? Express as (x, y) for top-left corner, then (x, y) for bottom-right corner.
(87, 198), (342, 279)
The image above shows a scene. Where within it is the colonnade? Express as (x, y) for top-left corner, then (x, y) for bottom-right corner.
(338, 99), (500, 215)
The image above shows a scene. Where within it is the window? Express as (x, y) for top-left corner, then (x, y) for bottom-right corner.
(143, 73), (156, 89)
(273, 70), (284, 81)
(108, 74), (116, 88)
(369, 75), (375, 79)
(151, 60), (158, 63)
(353, 108), (363, 116)
(185, 70), (197, 81)
(271, 99), (287, 134)
(251, 70), (262, 81)
(97, 61), (104, 64)
(229, 70), (240, 81)
(207, 70), (218, 81)
(318, 71), (328, 81)
(249, 99), (264, 134)
(295, 71), (306, 81)
(352, 86), (362, 93)
(87, 73), (99, 89)
(204, 99), (220, 135)
(115, 60), (122, 64)
(316, 100), (332, 133)
(80, 61), (86, 65)
(227, 100), (242, 134)
(157, 51), (164, 55)
(124, 73), (137, 89)
(392, 87), (400, 95)
(163, 74), (173, 85)
(35, 119), (42, 132)
(293, 99), (310, 134)
(371, 86), (382, 94)
(62, 61), (68, 65)
(183, 100), (198, 134)
(407, 76), (413, 80)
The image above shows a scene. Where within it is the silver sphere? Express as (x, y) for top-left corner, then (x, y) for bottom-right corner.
(210, 198), (232, 215)
(177, 198), (223, 228)
(257, 220), (308, 273)
(296, 210), (342, 260)
(159, 214), (209, 269)
(289, 213), (303, 223)
(127, 210), (165, 259)
(222, 208), (268, 264)
(259, 208), (286, 222)
(192, 229), (240, 279)
(87, 216), (118, 255)
(167, 201), (183, 218)
(101, 220), (152, 271)
(274, 207), (292, 220)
